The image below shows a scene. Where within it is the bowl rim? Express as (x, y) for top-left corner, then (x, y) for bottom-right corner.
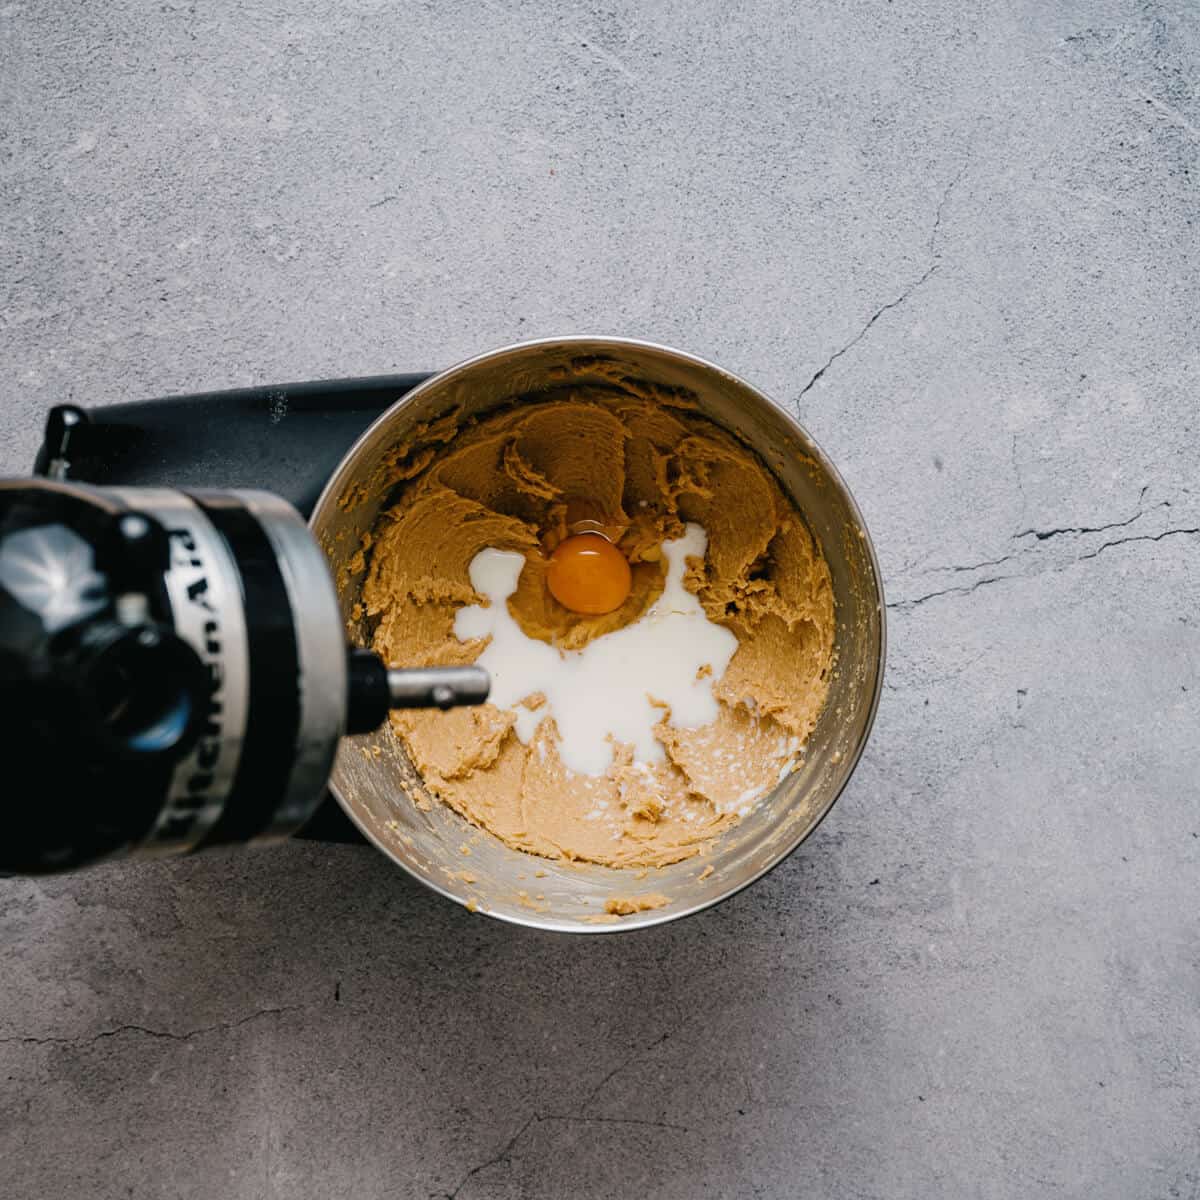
(310, 334), (887, 933)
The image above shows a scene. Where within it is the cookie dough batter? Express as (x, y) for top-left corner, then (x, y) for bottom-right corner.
(360, 389), (835, 868)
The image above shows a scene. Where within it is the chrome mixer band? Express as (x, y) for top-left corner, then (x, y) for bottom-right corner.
(107, 487), (347, 857)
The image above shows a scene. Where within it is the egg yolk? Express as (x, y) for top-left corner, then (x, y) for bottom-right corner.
(546, 533), (632, 615)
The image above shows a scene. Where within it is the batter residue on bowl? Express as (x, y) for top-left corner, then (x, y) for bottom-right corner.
(360, 389), (835, 868)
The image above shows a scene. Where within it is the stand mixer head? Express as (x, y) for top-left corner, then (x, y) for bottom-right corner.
(0, 406), (488, 875)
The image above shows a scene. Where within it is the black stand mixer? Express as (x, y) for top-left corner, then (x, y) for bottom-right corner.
(0, 378), (485, 875)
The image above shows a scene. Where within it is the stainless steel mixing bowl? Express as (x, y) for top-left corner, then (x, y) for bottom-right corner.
(310, 337), (885, 931)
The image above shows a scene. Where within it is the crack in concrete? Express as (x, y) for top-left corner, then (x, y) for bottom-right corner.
(890, 525), (1199, 611)
(928, 161), (968, 259)
(795, 164), (964, 406)
(795, 263), (937, 403)
(1014, 486), (1158, 541)
(440, 1114), (539, 1200)
(1074, 526), (1200, 564)
(439, 1008), (687, 1197)
(0, 1005), (303, 1049)
(942, 552), (1017, 574)
(890, 483), (1197, 611)
(888, 571), (1019, 610)
(438, 1110), (687, 1199)
(578, 1029), (672, 1112)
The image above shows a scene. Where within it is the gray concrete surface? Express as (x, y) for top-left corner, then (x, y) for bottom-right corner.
(2, 1), (1198, 1196)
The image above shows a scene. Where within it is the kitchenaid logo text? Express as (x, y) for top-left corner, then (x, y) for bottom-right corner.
(152, 526), (229, 846)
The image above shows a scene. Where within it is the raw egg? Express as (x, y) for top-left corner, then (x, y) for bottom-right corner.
(546, 532), (631, 615)
(455, 523), (738, 776)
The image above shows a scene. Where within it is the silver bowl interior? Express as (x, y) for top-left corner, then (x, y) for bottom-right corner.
(310, 337), (884, 932)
